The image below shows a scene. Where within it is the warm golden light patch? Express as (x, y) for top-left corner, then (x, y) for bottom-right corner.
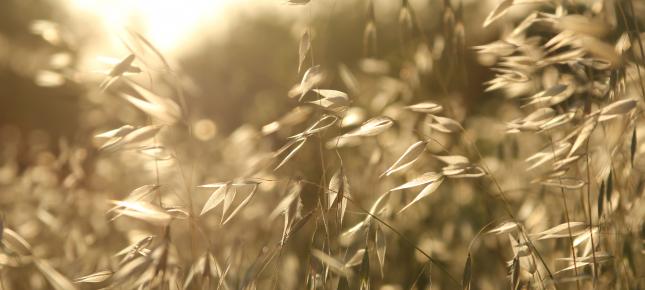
(66, 0), (233, 53)
(193, 118), (217, 141)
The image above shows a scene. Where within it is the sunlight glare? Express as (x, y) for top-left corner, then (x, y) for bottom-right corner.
(67, 0), (233, 53)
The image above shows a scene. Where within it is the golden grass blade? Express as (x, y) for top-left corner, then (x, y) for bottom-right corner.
(34, 259), (77, 290)
(390, 172), (442, 191)
(290, 115), (338, 139)
(533, 222), (587, 240)
(359, 244), (370, 290)
(115, 236), (153, 258)
(262, 107), (312, 135)
(483, 0), (513, 27)
(290, 65), (325, 100)
(126, 184), (160, 201)
(270, 183), (300, 219)
(345, 248), (366, 267)
(201, 184), (229, 216)
(127, 29), (171, 70)
(405, 102), (443, 114)
(511, 256), (520, 290)
(122, 125), (163, 144)
(328, 170), (343, 209)
(342, 116), (393, 138)
(99, 54), (138, 90)
(338, 64), (359, 94)
(308, 89), (350, 112)
(568, 119), (596, 157)
(428, 115), (462, 133)
(94, 125), (135, 139)
(221, 186), (237, 219)
(487, 221), (519, 235)
(298, 30), (311, 74)
(311, 249), (352, 278)
(600, 99), (637, 118)
(111, 200), (172, 225)
(381, 140), (427, 177)
(74, 271), (113, 283)
(398, 176), (444, 213)
(462, 253), (472, 290)
(222, 184), (258, 224)
(2, 228), (32, 255)
(274, 137), (307, 171)
(375, 224), (386, 276)
(540, 177), (585, 190)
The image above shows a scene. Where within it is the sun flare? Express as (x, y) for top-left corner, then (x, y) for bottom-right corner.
(67, 0), (232, 53)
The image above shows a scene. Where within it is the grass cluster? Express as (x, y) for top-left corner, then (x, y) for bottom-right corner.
(0, 0), (644, 289)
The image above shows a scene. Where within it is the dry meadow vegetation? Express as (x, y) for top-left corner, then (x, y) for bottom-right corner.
(0, 0), (644, 289)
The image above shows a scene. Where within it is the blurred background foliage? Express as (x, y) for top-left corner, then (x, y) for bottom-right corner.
(0, 0), (499, 136)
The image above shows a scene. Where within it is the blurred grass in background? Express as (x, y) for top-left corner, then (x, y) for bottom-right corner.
(0, 0), (643, 289)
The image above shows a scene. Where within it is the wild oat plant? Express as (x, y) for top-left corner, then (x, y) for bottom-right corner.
(0, 0), (643, 289)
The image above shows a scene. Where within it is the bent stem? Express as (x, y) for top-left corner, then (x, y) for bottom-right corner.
(458, 128), (557, 284)
(293, 178), (462, 287)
